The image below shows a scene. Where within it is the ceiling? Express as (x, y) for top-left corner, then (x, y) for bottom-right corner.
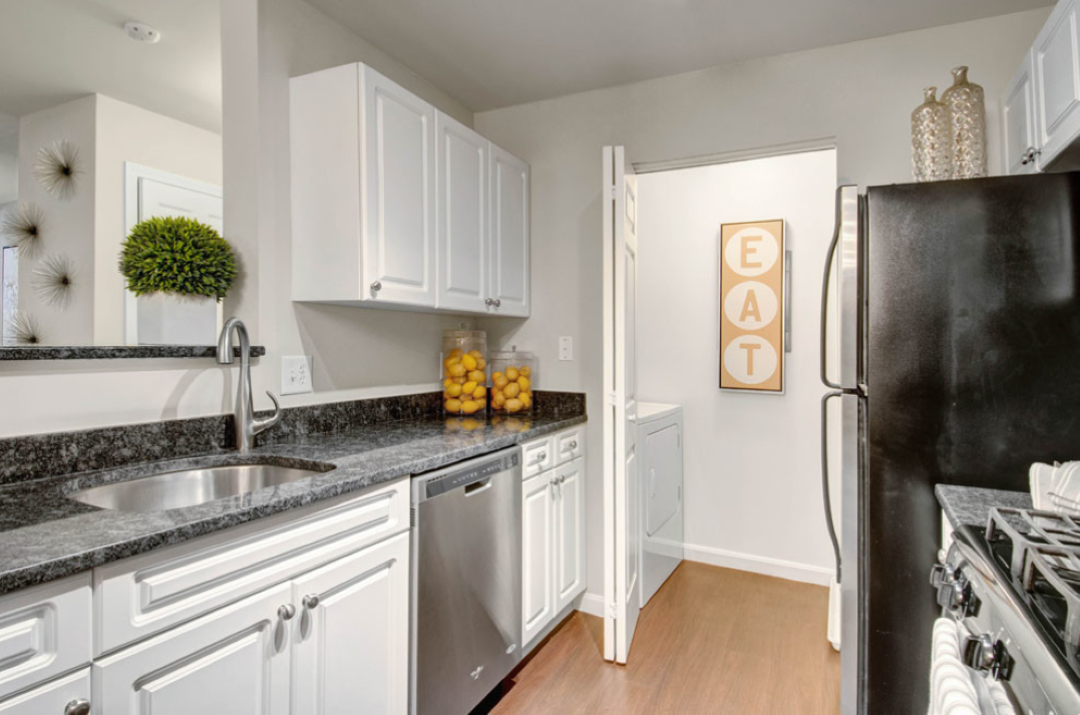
(0, 0), (221, 133)
(306, 0), (1052, 112)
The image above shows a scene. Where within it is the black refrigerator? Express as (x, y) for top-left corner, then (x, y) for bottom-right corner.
(821, 173), (1080, 713)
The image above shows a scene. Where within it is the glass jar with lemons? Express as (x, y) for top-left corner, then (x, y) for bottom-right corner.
(489, 347), (536, 414)
(441, 329), (488, 415)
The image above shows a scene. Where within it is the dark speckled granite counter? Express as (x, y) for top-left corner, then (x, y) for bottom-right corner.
(935, 484), (1032, 529)
(0, 395), (585, 595)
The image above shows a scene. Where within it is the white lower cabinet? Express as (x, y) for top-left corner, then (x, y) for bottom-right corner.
(291, 532), (409, 715)
(94, 582), (293, 715)
(0, 668), (90, 715)
(554, 458), (586, 614)
(521, 428), (587, 647)
(522, 470), (555, 647)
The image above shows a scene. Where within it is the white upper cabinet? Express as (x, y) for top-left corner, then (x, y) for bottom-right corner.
(1035, 0), (1080, 167)
(1003, 51), (1039, 175)
(489, 144), (531, 317)
(290, 63), (436, 309)
(436, 111), (488, 313)
(291, 63), (529, 317)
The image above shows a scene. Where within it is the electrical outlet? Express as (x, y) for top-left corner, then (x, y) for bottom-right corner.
(559, 336), (573, 361)
(281, 355), (313, 395)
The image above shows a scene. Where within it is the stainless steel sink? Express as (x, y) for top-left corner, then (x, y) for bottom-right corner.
(68, 463), (331, 512)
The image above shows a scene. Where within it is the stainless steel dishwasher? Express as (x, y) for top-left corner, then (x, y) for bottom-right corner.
(410, 447), (522, 715)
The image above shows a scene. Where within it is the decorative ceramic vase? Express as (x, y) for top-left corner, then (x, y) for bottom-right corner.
(911, 87), (953, 182)
(137, 293), (218, 345)
(941, 66), (987, 179)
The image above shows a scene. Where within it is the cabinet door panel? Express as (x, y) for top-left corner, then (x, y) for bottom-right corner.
(0, 668), (90, 715)
(555, 458), (586, 613)
(291, 532), (409, 715)
(522, 474), (554, 646)
(489, 145), (530, 317)
(94, 582), (291, 715)
(436, 112), (487, 313)
(363, 66), (436, 306)
(1003, 52), (1038, 175)
(1036, 0), (1080, 165)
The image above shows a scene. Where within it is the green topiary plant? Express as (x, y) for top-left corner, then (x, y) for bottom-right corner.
(120, 216), (237, 301)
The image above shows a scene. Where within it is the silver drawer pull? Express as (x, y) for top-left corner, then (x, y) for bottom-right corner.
(567, 440), (578, 450)
(278, 603), (296, 621)
(302, 594), (320, 610)
(65, 700), (91, 715)
(532, 451), (547, 464)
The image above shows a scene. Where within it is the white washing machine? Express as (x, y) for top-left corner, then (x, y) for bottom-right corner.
(637, 402), (684, 607)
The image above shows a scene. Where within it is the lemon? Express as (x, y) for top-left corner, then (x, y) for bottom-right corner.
(520, 392), (532, 409)
(503, 382), (521, 399)
(446, 383), (463, 398)
(505, 367), (519, 381)
(462, 381), (478, 395)
(517, 376), (531, 392)
(473, 386), (487, 399)
(476, 398), (487, 410)
(468, 349), (483, 359)
(449, 364), (466, 378)
(493, 374), (508, 389)
(468, 370), (485, 383)
(505, 398), (523, 413)
(461, 400), (480, 415)
(443, 378), (454, 388)
(492, 392), (506, 408)
(449, 348), (463, 359)
(476, 358), (487, 370)
(445, 398), (463, 413)
(519, 365), (531, 378)
(462, 354), (478, 371)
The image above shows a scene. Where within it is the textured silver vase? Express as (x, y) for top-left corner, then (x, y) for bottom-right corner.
(911, 87), (953, 182)
(941, 66), (987, 179)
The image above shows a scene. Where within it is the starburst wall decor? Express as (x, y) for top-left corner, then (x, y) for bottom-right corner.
(6, 311), (43, 345)
(33, 139), (81, 200)
(0, 203), (46, 259)
(31, 253), (77, 309)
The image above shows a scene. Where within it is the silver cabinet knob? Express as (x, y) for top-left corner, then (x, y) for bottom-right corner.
(302, 594), (320, 610)
(1020, 147), (1041, 165)
(278, 603), (296, 621)
(532, 451), (547, 464)
(370, 281), (382, 294)
(493, 298), (502, 308)
(568, 440), (578, 450)
(558, 475), (566, 485)
(485, 298), (495, 306)
(65, 700), (91, 715)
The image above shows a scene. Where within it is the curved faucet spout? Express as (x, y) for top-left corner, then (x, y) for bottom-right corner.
(217, 317), (281, 453)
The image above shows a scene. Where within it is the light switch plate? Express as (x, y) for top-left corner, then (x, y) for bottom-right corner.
(281, 355), (313, 395)
(559, 336), (573, 361)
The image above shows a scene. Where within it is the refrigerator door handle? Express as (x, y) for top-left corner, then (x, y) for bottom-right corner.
(821, 390), (844, 582)
(820, 190), (844, 390)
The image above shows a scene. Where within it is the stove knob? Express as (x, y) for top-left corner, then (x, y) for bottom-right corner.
(936, 578), (969, 612)
(930, 563), (956, 589)
(962, 633), (1010, 681)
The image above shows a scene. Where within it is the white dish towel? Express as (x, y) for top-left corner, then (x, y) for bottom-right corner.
(927, 618), (1015, 715)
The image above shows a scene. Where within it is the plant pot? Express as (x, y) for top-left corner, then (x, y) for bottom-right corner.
(137, 293), (218, 345)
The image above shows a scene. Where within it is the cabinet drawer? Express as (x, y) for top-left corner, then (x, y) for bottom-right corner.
(555, 427), (585, 465)
(522, 436), (554, 478)
(0, 574), (91, 701)
(95, 477), (409, 655)
(0, 668), (90, 715)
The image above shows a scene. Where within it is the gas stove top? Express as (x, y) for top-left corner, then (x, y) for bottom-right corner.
(937, 509), (1080, 713)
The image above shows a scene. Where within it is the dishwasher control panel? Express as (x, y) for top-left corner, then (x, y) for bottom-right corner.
(423, 451), (520, 499)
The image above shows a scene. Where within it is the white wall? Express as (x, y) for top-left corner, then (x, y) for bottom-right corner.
(93, 94), (223, 345)
(17, 96), (97, 346)
(637, 150), (837, 582)
(0, 112), (17, 207)
(473, 8), (1051, 599)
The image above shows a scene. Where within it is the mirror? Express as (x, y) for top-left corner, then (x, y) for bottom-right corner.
(0, 0), (224, 349)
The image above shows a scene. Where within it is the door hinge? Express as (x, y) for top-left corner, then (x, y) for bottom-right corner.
(608, 602), (618, 618)
(606, 184), (617, 201)
(604, 392), (618, 407)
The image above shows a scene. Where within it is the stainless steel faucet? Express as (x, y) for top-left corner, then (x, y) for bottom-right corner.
(217, 317), (281, 453)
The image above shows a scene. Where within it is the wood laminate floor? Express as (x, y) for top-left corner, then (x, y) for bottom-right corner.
(488, 561), (840, 715)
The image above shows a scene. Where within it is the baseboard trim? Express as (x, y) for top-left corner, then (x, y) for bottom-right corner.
(576, 592), (605, 618)
(683, 543), (833, 586)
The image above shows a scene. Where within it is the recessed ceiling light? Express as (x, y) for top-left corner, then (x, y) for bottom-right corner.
(124, 21), (161, 44)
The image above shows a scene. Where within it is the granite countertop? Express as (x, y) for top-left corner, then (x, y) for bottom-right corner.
(0, 411), (585, 595)
(935, 484), (1033, 529)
